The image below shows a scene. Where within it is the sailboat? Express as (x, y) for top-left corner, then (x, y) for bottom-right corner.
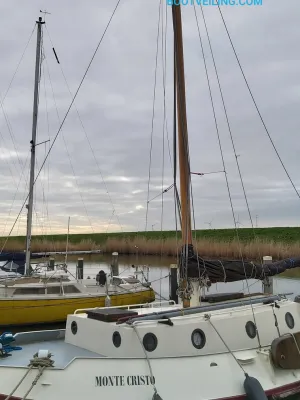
(1, 5), (300, 399)
(0, 16), (155, 328)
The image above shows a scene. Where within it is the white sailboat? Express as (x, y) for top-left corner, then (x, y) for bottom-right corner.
(1, 4), (300, 400)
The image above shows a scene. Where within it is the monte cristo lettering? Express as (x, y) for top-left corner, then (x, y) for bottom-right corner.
(95, 375), (155, 387)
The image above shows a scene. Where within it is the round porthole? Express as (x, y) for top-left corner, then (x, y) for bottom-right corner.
(245, 321), (256, 339)
(191, 329), (206, 349)
(112, 331), (121, 348)
(285, 312), (295, 329)
(71, 321), (78, 335)
(143, 333), (158, 352)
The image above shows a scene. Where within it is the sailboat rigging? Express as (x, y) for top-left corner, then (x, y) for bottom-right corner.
(1, 4), (300, 400)
(172, 3), (300, 300)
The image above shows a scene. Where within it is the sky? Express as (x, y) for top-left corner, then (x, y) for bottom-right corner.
(0, 0), (299, 236)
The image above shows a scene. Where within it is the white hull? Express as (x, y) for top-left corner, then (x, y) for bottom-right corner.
(1, 351), (300, 399)
(1, 297), (300, 399)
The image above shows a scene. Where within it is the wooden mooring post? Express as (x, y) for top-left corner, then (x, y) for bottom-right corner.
(263, 256), (273, 294)
(111, 252), (119, 276)
(48, 258), (55, 270)
(76, 258), (84, 280)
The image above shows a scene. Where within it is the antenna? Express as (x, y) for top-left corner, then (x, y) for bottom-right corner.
(40, 9), (51, 21)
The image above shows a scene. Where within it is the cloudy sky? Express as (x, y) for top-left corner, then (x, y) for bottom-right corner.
(0, 0), (299, 236)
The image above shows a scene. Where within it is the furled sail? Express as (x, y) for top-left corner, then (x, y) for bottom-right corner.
(181, 246), (300, 283)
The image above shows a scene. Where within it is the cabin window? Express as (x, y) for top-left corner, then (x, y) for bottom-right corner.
(191, 329), (206, 349)
(245, 321), (257, 339)
(112, 331), (121, 348)
(285, 312), (295, 329)
(143, 333), (158, 352)
(62, 285), (81, 294)
(14, 287), (45, 295)
(71, 321), (78, 335)
(45, 286), (62, 294)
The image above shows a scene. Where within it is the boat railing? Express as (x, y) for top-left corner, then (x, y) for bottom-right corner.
(74, 300), (176, 314)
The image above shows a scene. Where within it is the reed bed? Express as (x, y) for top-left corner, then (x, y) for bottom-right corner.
(1, 236), (300, 260)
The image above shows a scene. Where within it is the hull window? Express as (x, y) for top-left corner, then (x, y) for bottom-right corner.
(245, 321), (257, 339)
(191, 329), (206, 349)
(112, 331), (121, 348)
(285, 312), (295, 329)
(71, 321), (78, 335)
(143, 333), (158, 352)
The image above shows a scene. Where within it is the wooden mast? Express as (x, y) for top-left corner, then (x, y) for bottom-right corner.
(172, 5), (193, 308)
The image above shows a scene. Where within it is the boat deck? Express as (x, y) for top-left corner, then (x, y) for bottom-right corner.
(0, 330), (103, 369)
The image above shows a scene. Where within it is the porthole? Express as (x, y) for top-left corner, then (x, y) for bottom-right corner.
(143, 333), (158, 352)
(112, 331), (121, 348)
(285, 312), (295, 329)
(71, 321), (78, 335)
(245, 321), (256, 339)
(191, 329), (206, 349)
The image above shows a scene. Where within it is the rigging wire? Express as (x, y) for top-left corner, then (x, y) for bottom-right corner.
(2, 24), (36, 103)
(217, 5), (300, 201)
(145, 0), (162, 233)
(0, 152), (30, 237)
(44, 25), (124, 233)
(198, 5), (266, 274)
(148, 183), (174, 203)
(161, 3), (173, 170)
(43, 53), (95, 234)
(1, 0), (122, 251)
(42, 58), (51, 237)
(194, 5), (261, 346)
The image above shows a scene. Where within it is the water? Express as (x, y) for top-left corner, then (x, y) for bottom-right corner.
(50, 253), (300, 302)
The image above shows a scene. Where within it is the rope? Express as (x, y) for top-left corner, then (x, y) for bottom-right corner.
(4, 352), (54, 400)
(132, 324), (162, 399)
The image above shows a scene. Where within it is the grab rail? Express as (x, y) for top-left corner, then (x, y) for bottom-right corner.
(74, 300), (176, 314)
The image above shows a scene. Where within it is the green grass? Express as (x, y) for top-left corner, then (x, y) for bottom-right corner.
(4, 226), (300, 245)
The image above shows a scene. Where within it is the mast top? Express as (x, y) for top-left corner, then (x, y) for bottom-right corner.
(36, 16), (45, 24)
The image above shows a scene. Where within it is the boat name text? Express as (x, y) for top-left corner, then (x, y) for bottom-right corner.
(95, 375), (155, 387)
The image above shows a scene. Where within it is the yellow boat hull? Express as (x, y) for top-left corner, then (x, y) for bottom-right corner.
(0, 289), (155, 327)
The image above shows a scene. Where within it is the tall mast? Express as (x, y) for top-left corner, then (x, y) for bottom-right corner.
(172, 5), (193, 308)
(25, 17), (44, 275)
(172, 5), (192, 246)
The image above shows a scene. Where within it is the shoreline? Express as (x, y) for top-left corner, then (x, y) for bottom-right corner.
(1, 230), (300, 260)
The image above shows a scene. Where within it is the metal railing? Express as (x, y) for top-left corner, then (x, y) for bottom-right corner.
(74, 300), (176, 314)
